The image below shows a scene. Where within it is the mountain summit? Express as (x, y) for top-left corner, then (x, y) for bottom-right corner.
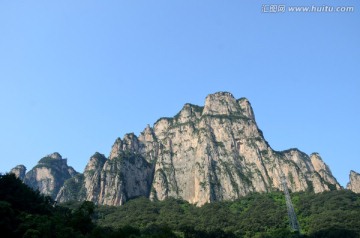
(11, 92), (342, 206)
(347, 170), (360, 193)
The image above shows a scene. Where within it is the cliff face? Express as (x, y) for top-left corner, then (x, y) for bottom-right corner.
(98, 150), (154, 205)
(56, 148), (154, 205)
(10, 165), (26, 181)
(22, 153), (78, 199)
(82, 152), (107, 202)
(16, 92), (342, 206)
(147, 93), (340, 205)
(347, 170), (360, 193)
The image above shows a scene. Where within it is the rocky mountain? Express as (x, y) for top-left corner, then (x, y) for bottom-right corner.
(11, 92), (344, 205)
(15, 152), (79, 199)
(347, 170), (360, 193)
(10, 165), (26, 181)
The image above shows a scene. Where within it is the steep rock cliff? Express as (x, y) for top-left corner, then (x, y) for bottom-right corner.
(56, 174), (85, 202)
(347, 170), (360, 193)
(83, 152), (107, 202)
(148, 92), (340, 205)
(98, 149), (154, 205)
(56, 148), (154, 206)
(24, 152), (78, 199)
(55, 152), (106, 203)
(10, 165), (26, 181)
(23, 92), (342, 206)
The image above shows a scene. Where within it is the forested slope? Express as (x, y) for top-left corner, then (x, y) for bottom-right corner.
(1, 173), (359, 238)
(90, 190), (360, 238)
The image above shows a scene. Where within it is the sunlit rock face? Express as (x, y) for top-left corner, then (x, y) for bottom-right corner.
(10, 165), (26, 181)
(56, 149), (154, 206)
(23, 153), (78, 199)
(22, 92), (342, 206)
(347, 170), (360, 193)
(148, 92), (340, 205)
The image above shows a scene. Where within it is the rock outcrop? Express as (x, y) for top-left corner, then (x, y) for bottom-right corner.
(82, 152), (107, 202)
(23, 152), (78, 199)
(147, 92), (340, 205)
(15, 92), (343, 206)
(347, 170), (360, 193)
(98, 149), (154, 205)
(10, 165), (26, 181)
(56, 174), (84, 203)
(56, 150), (154, 205)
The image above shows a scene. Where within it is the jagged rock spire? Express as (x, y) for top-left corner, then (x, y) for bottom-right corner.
(347, 170), (360, 193)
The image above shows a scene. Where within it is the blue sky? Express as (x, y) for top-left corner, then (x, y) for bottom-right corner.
(0, 0), (359, 187)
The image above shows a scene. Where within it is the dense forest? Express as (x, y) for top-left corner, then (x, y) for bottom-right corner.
(1, 173), (360, 238)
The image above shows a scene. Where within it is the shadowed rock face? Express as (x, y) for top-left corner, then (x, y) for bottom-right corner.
(347, 170), (360, 193)
(17, 92), (342, 206)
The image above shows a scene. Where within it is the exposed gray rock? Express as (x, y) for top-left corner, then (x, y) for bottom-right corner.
(19, 92), (343, 206)
(98, 151), (154, 205)
(347, 170), (360, 193)
(82, 152), (107, 202)
(148, 92), (341, 205)
(56, 149), (154, 206)
(109, 138), (122, 160)
(10, 165), (26, 181)
(56, 174), (84, 203)
(23, 153), (78, 199)
(56, 152), (106, 203)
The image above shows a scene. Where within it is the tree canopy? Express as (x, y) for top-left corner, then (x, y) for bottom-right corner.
(1, 173), (360, 238)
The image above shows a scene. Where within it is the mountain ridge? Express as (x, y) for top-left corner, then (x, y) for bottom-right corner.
(10, 92), (358, 205)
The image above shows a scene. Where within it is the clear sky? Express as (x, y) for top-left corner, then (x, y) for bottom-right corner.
(0, 0), (359, 187)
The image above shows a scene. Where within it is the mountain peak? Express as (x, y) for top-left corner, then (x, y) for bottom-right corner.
(347, 170), (360, 193)
(202, 92), (239, 116)
(13, 92), (343, 206)
(350, 170), (359, 175)
(24, 152), (77, 199)
(10, 165), (26, 180)
(48, 152), (62, 160)
(201, 92), (255, 120)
